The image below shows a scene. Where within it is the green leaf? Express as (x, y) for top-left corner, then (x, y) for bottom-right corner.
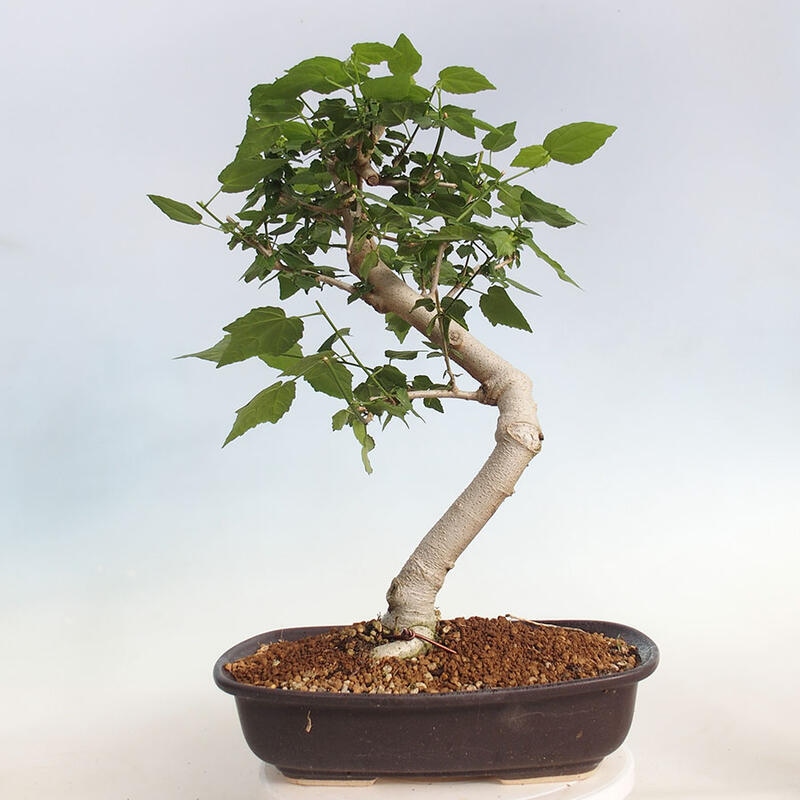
(260, 343), (303, 372)
(369, 364), (408, 392)
(423, 397), (444, 413)
(510, 145), (551, 169)
(441, 105), (477, 138)
(277, 120), (316, 149)
(481, 122), (517, 152)
(351, 41), (395, 65)
(317, 328), (351, 352)
(218, 157), (284, 193)
(279, 56), (352, 96)
(351, 418), (375, 474)
(496, 183), (523, 216)
(385, 313), (411, 343)
(542, 122), (616, 165)
(430, 222), (479, 241)
(489, 230), (516, 257)
(223, 381), (296, 446)
(520, 191), (579, 228)
(306, 355), (353, 399)
(388, 34), (422, 76)
(528, 239), (580, 287)
(413, 297), (436, 313)
(438, 66), (496, 95)
(479, 286), (532, 332)
(235, 117), (283, 159)
(331, 408), (350, 431)
(359, 248), (379, 279)
(504, 276), (541, 296)
(220, 307), (304, 366)
(247, 92), (304, 123)
(280, 352), (353, 399)
(361, 75), (413, 102)
(147, 194), (202, 225)
(440, 297), (470, 329)
(177, 335), (231, 363)
(385, 349), (420, 361)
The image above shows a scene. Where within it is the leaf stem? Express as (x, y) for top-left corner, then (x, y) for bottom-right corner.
(314, 301), (371, 375)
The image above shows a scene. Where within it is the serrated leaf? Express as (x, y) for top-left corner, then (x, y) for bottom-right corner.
(481, 122), (517, 152)
(423, 397), (444, 413)
(260, 343), (303, 372)
(385, 313), (411, 343)
(147, 194), (202, 225)
(528, 239), (580, 287)
(440, 297), (470, 329)
(235, 117), (283, 159)
(510, 145), (551, 169)
(489, 230), (516, 257)
(504, 276), (541, 296)
(388, 34), (422, 76)
(429, 222), (479, 241)
(369, 364), (408, 392)
(218, 157), (284, 193)
(520, 191), (579, 228)
(331, 408), (350, 431)
(361, 74), (414, 102)
(247, 92), (304, 123)
(220, 307), (304, 366)
(438, 66), (496, 94)
(280, 352), (353, 399)
(542, 122), (616, 165)
(441, 105), (477, 138)
(177, 335), (231, 363)
(496, 183), (523, 216)
(351, 41), (395, 65)
(385, 349), (420, 360)
(413, 297), (436, 312)
(359, 248), (379, 279)
(479, 286), (532, 332)
(223, 381), (296, 446)
(279, 56), (352, 96)
(351, 418), (375, 474)
(317, 327), (351, 352)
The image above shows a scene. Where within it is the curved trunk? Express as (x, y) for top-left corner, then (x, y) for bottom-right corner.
(348, 248), (544, 643)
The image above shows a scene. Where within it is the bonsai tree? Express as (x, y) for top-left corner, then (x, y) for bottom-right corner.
(150, 35), (615, 658)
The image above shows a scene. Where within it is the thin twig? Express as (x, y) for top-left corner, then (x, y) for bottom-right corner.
(426, 241), (447, 298)
(398, 628), (457, 655)
(225, 217), (356, 295)
(445, 254), (515, 299)
(505, 615), (588, 634)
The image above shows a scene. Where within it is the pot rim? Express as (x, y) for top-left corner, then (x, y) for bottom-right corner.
(214, 619), (659, 704)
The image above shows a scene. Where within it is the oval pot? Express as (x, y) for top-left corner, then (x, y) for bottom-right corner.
(214, 619), (658, 782)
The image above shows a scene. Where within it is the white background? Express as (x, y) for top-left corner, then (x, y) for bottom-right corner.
(1, 1), (798, 798)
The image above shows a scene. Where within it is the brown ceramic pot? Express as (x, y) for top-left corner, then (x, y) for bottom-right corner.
(213, 619), (658, 782)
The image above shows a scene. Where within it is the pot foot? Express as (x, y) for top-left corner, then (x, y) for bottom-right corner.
(264, 749), (634, 798)
(284, 777), (377, 786)
(497, 766), (598, 785)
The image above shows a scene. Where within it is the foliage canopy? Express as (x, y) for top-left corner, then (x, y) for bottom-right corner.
(150, 35), (615, 470)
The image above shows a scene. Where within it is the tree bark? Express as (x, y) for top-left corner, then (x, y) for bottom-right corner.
(346, 243), (544, 654)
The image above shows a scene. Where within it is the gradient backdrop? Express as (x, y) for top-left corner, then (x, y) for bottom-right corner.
(2, 1), (798, 798)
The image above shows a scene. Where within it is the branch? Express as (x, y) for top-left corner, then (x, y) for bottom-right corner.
(407, 388), (489, 403)
(445, 254), (516, 299)
(425, 242), (447, 298)
(226, 217), (356, 295)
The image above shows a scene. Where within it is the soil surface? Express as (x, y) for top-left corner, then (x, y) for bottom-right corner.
(225, 616), (639, 694)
